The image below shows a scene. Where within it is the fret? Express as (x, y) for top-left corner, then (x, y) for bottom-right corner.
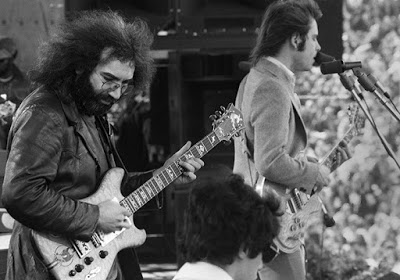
(171, 162), (182, 177)
(120, 200), (133, 215)
(207, 132), (219, 147)
(154, 176), (165, 189)
(144, 182), (155, 197)
(167, 164), (179, 179)
(121, 196), (133, 213)
(149, 179), (161, 194)
(193, 143), (207, 158)
(203, 137), (214, 151)
(157, 172), (167, 186)
(133, 192), (144, 207)
(139, 187), (149, 202)
(124, 197), (136, 214)
(144, 184), (155, 199)
(162, 168), (174, 183)
(129, 193), (141, 210)
(130, 197), (139, 212)
(144, 184), (153, 198)
(189, 146), (200, 159)
(180, 150), (195, 162)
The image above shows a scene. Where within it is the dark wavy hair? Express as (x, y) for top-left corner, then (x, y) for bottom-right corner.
(250, 0), (322, 65)
(30, 10), (155, 102)
(178, 174), (281, 265)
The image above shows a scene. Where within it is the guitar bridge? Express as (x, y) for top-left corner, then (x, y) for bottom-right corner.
(91, 232), (102, 248)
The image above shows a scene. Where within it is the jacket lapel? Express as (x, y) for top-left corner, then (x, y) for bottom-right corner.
(59, 100), (101, 167)
(255, 59), (308, 146)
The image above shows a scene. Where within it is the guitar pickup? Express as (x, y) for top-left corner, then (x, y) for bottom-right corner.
(71, 239), (92, 258)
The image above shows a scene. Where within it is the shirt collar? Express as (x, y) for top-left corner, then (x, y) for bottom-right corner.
(266, 56), (295, 81)
(174, 262), (233, 280)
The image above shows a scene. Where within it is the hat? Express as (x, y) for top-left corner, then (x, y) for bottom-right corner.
(0, 37), (17, 60)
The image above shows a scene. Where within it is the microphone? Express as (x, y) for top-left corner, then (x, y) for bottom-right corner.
(366, 73), (391, 99)
(314, 52), (335, 65)
(338, 72), (364, 100)
(321, 60), (362, 74)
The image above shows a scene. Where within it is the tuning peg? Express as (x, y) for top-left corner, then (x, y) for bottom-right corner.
(220, 106), (226, 112)
(215, 111), (222, 117)
(234, 132), (241, 137)
(209, 114), (217, 121)
(223, 139), (232, 146)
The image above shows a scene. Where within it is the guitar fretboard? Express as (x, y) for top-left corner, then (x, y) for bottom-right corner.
(120, 131), (221, 215)
(321, 127), (357, 170)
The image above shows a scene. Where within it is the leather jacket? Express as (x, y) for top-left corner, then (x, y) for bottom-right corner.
(1, 88), (152, 279)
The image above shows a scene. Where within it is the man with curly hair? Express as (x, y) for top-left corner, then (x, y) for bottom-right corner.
(173, 174), (281, 280)
(1, 10), (203, 280)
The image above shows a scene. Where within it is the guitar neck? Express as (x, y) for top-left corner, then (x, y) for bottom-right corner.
(120, 131), (221, 214)
(320, 126), (356, 170)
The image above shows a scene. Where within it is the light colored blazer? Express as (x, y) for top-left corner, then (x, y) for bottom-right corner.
(233, 58), (319, 195)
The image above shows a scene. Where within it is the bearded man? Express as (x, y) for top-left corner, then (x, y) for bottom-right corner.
(1, 10), (203, 280)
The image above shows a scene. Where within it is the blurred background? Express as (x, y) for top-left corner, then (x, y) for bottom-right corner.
(1, 0), (400, 279)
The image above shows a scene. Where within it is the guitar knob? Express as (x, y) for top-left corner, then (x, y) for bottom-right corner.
(299, 222), (305, 228)
(75, 264), (84, 272)
(99, 250), (108, 258)
(69, 270), (77, 277)
(294, 218), (300, 224)
(84, 256), (94, 265)
(290, 225), (297, 231)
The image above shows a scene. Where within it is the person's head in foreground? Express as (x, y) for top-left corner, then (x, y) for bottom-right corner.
(176, 174), (281, 280)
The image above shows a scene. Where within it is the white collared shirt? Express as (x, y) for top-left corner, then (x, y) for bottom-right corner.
(265, 56), (301, 111)
(173, 262), (233, 280)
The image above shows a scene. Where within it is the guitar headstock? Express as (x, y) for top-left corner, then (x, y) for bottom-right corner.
(347, 103), (366, 136)
(210, 103), (244, 142)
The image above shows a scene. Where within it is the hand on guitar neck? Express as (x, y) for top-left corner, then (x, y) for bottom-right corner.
(96, 141), (204, 234)
(154, 141), (205, 185)
(328, 140), (352, 172)
(313, 140), (352, 193)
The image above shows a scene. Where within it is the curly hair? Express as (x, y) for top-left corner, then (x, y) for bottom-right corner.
(251, 0), (322, 64)
(178, 174), (281, 266)
(30, 10), (155, 102)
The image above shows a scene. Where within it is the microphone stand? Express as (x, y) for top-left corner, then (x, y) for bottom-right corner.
(339, 73), (400, 170)
(352, 68), (400, 123)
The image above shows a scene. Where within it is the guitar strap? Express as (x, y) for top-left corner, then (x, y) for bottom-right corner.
(236, 75), (264, 194)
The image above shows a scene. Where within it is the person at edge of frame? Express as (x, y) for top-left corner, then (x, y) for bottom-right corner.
(1, 10), (204, 280)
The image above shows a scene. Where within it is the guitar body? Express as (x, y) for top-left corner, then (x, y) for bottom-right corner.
(31, 168), (146, 280)
(274, 193), (321, 253)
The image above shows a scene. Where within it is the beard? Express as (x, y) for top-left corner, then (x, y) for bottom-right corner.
(72, 73), (116, 116)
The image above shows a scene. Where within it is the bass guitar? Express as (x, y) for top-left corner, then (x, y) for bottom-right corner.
(31, 103), (244, 280)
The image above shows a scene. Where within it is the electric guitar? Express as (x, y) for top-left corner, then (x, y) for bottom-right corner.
(31, 103), (244, 280)
(257, 103), (366, 253)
